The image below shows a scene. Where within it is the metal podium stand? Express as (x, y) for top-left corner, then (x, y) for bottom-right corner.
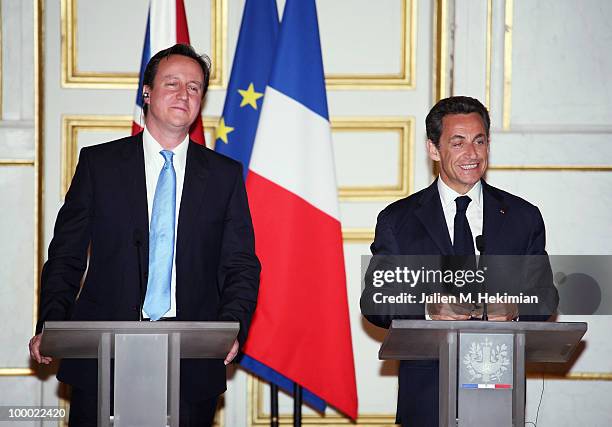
(379, 320), (587, 427)
(40, 321), (239, 427)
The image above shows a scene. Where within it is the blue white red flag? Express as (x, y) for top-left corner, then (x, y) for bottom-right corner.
(214, 0), (328, 413)
(242, 0), (358, 419)
(132, 0), (205, 144)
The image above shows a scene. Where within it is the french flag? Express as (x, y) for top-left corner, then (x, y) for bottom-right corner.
(131, 0), (205, 144)
(243, 0), (358, 419)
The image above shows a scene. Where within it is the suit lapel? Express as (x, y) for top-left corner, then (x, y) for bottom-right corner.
(118, 133), (149, 244)
(482, 180), (508, 251)
(415, 180), (454, 255)
(176, 142), (210, 267)
(117, 134), (149, 301)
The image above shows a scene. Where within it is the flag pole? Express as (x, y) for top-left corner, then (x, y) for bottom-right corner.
(270, 383), (279, 427)
(293, 384), (302, 426)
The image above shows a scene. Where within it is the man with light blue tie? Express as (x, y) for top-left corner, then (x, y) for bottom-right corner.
(143, 148), (176, 321)
(30, 44), (260, 427)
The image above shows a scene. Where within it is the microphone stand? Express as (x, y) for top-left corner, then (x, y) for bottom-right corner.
(476, 235), (488, 321)
(133, 230), (144, 321)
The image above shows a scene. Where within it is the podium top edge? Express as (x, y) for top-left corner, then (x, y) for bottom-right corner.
(390, 319), (587, 332)
(43, 321), (239, 332)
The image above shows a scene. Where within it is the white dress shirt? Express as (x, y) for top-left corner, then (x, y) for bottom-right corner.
(142, 127), (189, 319)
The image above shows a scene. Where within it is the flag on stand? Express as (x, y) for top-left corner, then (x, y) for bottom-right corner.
(232, 0), (358, 419)
(214, 0), (328, 413)
(132, 0), (205, 145)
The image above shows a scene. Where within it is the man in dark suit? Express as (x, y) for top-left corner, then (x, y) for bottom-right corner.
(29, 44), (260, 426)
(361, 96), (558, 426)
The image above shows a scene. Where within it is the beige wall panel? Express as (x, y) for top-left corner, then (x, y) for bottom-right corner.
(0, 376), (42, 406)
(0, 376), (66, 425)
(485, 170), (612, 254)
(0, 167), (34, 368)
(0, 127), (35, 160)
(487, 0), (506, 130)
(76, 0), (148, 73)
(453, 0), (488, 103)
(74, 129), (127, 149)
(525, 379), (612, 426)
(489, 131), (612, 166)
(184, 0), (215, 61)
(60, 116), (131, 198)
(317, 0), (404, 76)
(224, 367), (248, 426)
(511, 0), (612, 126)
(334, 118), (413, 200)
(339, 201), (398, 231)
(334, 130), (401, 188)
(75, 0), (213, 74)
(63, 0), (220, 87)
(0, 0), (3, 120)
(2, 0), (34, 121)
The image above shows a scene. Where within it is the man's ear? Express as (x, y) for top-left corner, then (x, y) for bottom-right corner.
(427, 139), (440, 161)
(142, 85), (151, 104)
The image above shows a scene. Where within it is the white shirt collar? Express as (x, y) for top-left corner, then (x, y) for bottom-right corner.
(142, 127), (189, 168)
(437, 177), (483, 209)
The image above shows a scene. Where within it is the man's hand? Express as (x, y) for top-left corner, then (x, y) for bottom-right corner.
(224, 339), (239, 365)
(471, 303), (518, 321)
(485, 303), (519, 321)
(29, 334), (52, 365)
(427, 302), (473, 320)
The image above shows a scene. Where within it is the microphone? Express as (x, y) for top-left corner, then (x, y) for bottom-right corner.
(133, 229), (145, 321)
(475, 235), (485, 256)
(475, 235), (487, 321)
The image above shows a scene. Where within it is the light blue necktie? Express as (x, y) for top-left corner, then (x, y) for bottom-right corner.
(143, 150), (176, 320)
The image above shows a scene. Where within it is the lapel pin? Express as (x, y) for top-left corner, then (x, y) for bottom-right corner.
(500, 208), (506, 214)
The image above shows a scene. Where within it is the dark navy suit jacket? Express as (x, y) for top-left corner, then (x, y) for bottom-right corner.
(37, 133), (260, 401)
(361, 178), (558, 425)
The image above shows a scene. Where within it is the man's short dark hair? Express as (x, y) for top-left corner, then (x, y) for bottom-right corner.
(142, 43), (211, 115)
(425, 96), (490, 147)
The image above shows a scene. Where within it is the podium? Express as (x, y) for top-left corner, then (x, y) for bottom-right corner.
(379, 320), (587, 427)
(40, 321), (239, 427)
